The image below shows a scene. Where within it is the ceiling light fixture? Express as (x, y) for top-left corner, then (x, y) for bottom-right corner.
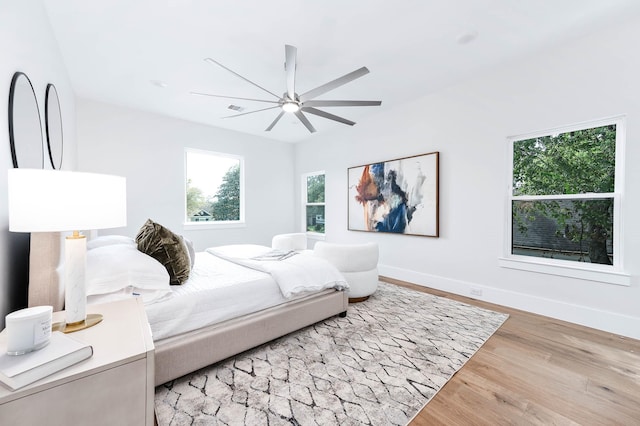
(281, 101), (300, 113)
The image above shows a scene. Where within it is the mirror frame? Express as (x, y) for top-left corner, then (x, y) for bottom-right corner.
(45, 83), (64, 169)
(8, 71), (44, 169)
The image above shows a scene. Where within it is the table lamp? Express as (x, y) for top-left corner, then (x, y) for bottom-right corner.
(7, 169), (126, 332)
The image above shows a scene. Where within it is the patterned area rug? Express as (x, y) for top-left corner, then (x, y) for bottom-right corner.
(155, 282), (508, 425)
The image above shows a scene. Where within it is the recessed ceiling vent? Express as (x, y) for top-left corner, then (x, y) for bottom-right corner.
(228, 105), (245, 112)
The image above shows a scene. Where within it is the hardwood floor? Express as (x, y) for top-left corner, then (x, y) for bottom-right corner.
(379, 277), (640, 425)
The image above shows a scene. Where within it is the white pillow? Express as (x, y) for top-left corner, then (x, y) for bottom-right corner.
(86, 245), (171, 304)
(87, 235), (136, 250)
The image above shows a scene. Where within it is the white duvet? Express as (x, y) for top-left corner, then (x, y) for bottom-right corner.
(206, 244), (348, 298)
(88, 246), (348, 341)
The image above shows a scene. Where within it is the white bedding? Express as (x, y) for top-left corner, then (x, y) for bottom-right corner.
(89, 249), (345, 341)
(206, 244), (348, 298)
(146, 251), (292, 341)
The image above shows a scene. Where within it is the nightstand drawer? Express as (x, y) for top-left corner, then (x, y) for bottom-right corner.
(0, 358), (147, 425)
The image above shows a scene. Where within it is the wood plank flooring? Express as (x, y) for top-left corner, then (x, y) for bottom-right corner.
(379, 277), (640, 425)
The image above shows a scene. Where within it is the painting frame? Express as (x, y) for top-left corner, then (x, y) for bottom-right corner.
(348, 151), (439, 237)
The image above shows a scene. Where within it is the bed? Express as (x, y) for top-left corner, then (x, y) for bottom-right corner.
(26, 232), (349, 385)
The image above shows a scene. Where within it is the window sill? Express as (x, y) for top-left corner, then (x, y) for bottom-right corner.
(306, 232), (325, 241)
(498, 257), (630, 286)
(183, 221), (246, 231)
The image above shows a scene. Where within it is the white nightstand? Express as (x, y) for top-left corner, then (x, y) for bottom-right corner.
(0, 297), (155, 426)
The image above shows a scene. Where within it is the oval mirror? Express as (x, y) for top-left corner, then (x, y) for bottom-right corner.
(45, 84), (63, 169)
(8, 72), (43, 169)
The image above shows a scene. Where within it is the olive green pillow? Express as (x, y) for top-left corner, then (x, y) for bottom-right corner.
(135, 219), (190, 285)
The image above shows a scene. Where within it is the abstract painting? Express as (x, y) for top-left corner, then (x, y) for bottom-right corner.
(348, 152), (439, 237)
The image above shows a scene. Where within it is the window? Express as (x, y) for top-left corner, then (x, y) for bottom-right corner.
(502, 116), (628, 285)
(184, 148), (244, 226)
(303, 171), (325, 234)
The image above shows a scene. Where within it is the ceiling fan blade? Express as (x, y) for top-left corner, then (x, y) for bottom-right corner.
(302, 100), (382, 108)
(285, 45), (297, 100)
(265, 111), (285, 131)
(222, 105), (280, 119)
(294, 111), (316, 133)
(191, 92), (279, 104)
(301, 107), (355, 126)
(204, 58), (280, 100)
(299, 67), (370, 102)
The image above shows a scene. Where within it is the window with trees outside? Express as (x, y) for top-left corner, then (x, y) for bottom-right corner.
(185, 149), (244, 226)
(504, 116), (626, 284)
(304, 172), (325, 234)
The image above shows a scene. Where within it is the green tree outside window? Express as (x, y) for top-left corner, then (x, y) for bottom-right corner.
(512, 124), (617, 265)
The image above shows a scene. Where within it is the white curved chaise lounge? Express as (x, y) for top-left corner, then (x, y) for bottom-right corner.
(313, 241), (379, 302)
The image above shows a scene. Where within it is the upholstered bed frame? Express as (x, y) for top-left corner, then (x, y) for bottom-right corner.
(27, 233), (349, 385)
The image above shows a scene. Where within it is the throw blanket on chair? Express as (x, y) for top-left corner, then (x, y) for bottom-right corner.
(206, 244), (348, 298)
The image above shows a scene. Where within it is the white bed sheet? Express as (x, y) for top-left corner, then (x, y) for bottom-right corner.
(145, 252), (293, 341)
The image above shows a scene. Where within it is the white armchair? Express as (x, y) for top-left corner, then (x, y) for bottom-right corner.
(314, 241), (379, 302)
(271, 233), (308, 251)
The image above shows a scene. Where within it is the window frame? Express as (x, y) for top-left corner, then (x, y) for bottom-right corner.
(183, 148), (245, 230)
(302, 170), (326, 238)
(499, 116), (629, 286)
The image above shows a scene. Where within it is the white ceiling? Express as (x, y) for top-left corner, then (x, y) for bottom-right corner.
(42, 0), (640, 143)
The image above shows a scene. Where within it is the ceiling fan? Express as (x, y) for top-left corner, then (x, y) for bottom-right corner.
(192, 45), (382, 133)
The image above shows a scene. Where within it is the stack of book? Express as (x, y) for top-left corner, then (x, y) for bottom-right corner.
(0, 331), (93, 391)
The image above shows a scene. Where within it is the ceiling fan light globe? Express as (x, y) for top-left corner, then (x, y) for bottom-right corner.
(282, 102), (300, 113)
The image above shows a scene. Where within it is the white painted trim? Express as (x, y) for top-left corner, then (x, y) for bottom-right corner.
(182, 221), (245, 230)
(513, 193), (615, 201)
(613, 117), (626, 271)
(378, 264), (640, 340)
(306, 232), (325, 241)
(498, 257), (630, 286)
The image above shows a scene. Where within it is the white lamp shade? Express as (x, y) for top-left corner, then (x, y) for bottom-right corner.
(8, 169), (127, 232)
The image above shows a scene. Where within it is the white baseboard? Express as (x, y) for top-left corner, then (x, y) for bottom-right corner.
(379, 264), (640, 340)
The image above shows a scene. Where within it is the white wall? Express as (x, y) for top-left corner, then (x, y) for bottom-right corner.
(0, 0), (77, 327)
(76, 99), (296, 251)
(295, 17), (640, 339)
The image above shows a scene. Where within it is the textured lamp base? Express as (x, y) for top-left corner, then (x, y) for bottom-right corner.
(348, 296), (370, 303)
(52, 313), (103, 333)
